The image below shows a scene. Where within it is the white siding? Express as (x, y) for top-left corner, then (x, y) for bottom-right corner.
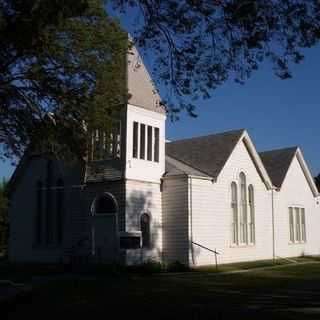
(188, 139), (273, 266)
(162, 176), (189, 265)
(125, 179), (163, 264)
(274, 156), (320, 258)
(125, 104), (166, 183)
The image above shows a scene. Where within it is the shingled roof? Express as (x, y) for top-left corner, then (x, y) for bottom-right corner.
(165, 129), (245, 178)
(259, 147), (298, 188)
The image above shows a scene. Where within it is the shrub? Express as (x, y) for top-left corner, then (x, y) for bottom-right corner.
(166, 260), (189, 273)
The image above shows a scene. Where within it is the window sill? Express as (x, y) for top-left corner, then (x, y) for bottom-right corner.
(288, 241), (307, 245)
(230, 243), (255, 248)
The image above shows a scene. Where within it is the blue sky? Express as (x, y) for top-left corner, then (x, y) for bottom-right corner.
(1, 35), (320, 181)
(165, 45), (320, 177)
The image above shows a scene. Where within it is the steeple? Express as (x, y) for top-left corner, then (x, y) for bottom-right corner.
(127, 44), (165, 115)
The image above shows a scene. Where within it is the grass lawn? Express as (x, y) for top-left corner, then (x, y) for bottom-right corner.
(1, 261), (320, 319)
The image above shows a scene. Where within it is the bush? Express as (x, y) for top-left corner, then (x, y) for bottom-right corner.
(166, 260), (190, 273)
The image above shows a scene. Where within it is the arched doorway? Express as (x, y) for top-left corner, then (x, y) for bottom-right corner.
(91, 193), (119, 262)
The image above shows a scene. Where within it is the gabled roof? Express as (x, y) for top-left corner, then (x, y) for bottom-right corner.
(166, 129), (244, 179)
(260, 147), (319, 196)
(165, 129), (273, 189)
(165, 156), (211, 178)
(259, 147), (297, 188)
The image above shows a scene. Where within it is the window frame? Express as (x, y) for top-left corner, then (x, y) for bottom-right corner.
(140, 213), (151, 248)
(248, 184), (255, 245)
(139, 123), (146, 159)
(91, 193), (118, 216)
(132, 121), (139, 158)
(288, 206), (307, 244)
(231, 182), (239, 245)
(239, 172), (248, 245)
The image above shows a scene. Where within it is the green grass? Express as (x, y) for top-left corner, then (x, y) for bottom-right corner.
(1, 261), (320, 319)
(196, 255), (320, 273)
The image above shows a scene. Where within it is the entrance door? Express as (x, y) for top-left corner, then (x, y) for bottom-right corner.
(92, 215), (118, 262)
(91, 193), (119, 263)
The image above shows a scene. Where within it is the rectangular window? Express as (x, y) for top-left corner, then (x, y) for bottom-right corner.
(295, 207), (301, 242)
(301, 208), (306, 242)
(147, 126), (153, 161)
(140, 124), (146, 159)
(133, 122), (138, 158)
(154, 127), (159, 162)
(289, 207), (294, 242)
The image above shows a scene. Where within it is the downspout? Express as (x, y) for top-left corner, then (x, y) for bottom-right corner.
(271, 188), (276, 260)
(188, 176), (195, 266)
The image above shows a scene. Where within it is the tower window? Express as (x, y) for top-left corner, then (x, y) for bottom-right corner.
(133, 121), (138, 158)
(147, 125), (153, 161)
(140, 124), (145, 159)
(154, 127), (159, 162)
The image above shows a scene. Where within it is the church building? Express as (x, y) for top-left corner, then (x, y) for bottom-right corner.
(7, 46), (320, 266)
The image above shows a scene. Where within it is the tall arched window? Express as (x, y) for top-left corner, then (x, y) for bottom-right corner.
(140, 213), (151, 248)
(46, 160), (53, 244)
(56, 178), (64, 244)
(239, 172), (248, 244)
(231, 182), (238, 245)
(248, 184), (255, 244)
(93, 193), (118, 215)
(35, 181), (43, 244)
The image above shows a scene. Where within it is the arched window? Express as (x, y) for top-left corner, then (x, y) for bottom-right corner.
(56, 178), (64, 244)
(46, 160), (53, 244)
(248, 184), (255, 244)
(140, 213), (151, 248)
(239, 172), (248, 244)
(93, 193), (118, 215)
(231, 182), (238, 245)
(35, 181), (43, 244)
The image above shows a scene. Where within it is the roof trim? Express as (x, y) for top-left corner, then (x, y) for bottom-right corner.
(241, 131), (274, 190)
(295, 148), (319, 197)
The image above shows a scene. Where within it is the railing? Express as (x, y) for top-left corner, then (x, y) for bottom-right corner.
(191, 241), (220, 271)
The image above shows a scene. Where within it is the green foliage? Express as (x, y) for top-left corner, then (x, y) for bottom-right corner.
(1, 0), (320, 159)
(111, 0), (320, 118)
(166, 260), (189, 273)
(0, 0), (128, 161)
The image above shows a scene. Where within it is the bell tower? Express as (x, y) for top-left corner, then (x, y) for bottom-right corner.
(125, 44), (166, 183)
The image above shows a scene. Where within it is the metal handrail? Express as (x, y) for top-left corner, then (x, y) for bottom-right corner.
(191, 241), (220, 271)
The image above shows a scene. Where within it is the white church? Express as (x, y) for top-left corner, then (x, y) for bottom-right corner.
(7, 46), (320, 267)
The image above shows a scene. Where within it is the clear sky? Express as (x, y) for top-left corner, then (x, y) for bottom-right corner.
(1, 37), (320, 181)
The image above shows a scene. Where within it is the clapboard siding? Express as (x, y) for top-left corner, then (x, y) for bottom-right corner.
(162, 177), (189, 265)
(274, 156), (320, 258)
(125, 179), (163, 264)
(189, 139), (273, 266)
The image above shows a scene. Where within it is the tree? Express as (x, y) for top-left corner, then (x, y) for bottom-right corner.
(0, 0), (128, 161)
(1, 0), (320, 161)
(111, 0), (320, 117)
(0, 179), (8, 251)
(315, 174), (320, 192)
